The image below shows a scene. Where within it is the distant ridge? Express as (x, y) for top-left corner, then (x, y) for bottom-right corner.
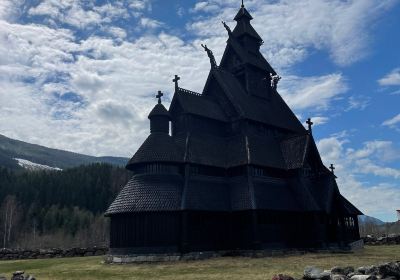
(0, 134), (129, 170)
(358, 215), (386, 226)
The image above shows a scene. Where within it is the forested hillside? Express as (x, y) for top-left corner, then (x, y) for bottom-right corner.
(0, 164), (131, 248)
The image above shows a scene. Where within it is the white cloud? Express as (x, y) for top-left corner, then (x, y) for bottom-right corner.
(139, 17), (163, 29)
(128, 0), (152, 12)
(191, 2), (220, 13)
(311, 116), (329, 126)
(279, 74), (348, 110)
(378, 68), (400, 86)
(382, 113), (400, 129)
(187, 0), (396, 67)
(317, 137), (400, 221)
(28, 0), (129, 29)
(106, 27), (127, 39)
(346, 95), (370, 111)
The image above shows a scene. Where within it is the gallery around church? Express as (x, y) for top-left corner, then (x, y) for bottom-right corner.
(105, 3), (362, 255)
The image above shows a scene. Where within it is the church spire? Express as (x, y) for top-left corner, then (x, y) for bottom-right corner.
(234, 1), (253, 21)
(232, 3), (262, 46)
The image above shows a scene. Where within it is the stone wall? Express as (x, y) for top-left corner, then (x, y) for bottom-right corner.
(363, 235), (400, 245)
(0, 247), (107, 260)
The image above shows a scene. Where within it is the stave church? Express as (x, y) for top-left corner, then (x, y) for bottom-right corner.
(105, 3), (362, 255)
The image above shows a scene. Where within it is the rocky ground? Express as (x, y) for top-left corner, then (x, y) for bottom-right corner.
(274, 261), (400, 280)
(363, 235), (400, 246)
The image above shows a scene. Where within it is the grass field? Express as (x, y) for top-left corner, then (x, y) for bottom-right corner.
(0, 246), (399, 280)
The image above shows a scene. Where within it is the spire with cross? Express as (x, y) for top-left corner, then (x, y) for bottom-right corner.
(306, 118), (313, 134)
(156, 90), (163, 104)
(329, 164), (335, 174)
(172, 75), (180, 91)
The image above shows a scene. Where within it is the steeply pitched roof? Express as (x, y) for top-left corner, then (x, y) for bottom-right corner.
(171, 88), (228, 122)
(232, 15), (262, 42)
(126, 133), (183, 170)
(338, 194), (363, 215)
(234, 6), (253, 21)
(224, 37), (275, 73)
(105, 174), (183, 215)
(211, 69), (306, 133)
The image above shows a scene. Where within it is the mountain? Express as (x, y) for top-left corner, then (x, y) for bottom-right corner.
(358, 215), (386, 226)
(0, 134), (129, 170)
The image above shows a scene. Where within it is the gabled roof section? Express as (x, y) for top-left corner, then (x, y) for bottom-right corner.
(225, 37), (275, 72)
(211, 69), (305, 133)
(170, 87), (228, 122)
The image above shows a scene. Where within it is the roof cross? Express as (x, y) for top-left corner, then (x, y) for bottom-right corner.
(329, 163), (335, 174)
(172, 75), (180, 90)
(306, 118), (314, 133)
(241, 0), (244, 8)
(156, 90), (163, 104)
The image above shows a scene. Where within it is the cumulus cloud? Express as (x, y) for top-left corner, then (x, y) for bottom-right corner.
(317, 137), (400, 221)
(378, 68), (400, 86)
(28, 0), (129, 29)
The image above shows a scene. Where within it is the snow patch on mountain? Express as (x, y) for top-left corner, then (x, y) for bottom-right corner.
(14, 158), (62, 171)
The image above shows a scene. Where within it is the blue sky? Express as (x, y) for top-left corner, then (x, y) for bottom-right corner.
(0, 0), (399, 221)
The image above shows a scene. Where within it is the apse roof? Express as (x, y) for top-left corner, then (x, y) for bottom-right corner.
(105, 174), (183, 215)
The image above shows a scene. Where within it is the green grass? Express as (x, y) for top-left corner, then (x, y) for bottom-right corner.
(0, 246), (399, 280)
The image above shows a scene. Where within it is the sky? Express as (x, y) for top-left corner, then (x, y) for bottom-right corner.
(0, 0), (399, 222)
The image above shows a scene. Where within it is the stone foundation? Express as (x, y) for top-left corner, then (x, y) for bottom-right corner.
(0, 247), (107, 260)
(105, 246), (358, 263)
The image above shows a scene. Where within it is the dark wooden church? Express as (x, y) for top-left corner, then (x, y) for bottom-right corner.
(105, 3), (362, 255)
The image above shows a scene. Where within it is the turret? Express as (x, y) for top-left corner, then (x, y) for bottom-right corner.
(232, 3), (263, 52)
(148, 91), (170, 134)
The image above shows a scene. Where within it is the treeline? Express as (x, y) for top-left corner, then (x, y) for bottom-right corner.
(0, 164), (131, 248)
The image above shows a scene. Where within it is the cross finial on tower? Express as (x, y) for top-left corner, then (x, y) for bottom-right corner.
(306, 118), (314, 133)
(156, 90), (163, 104)
(172, 75), (180, 90)
(329, 163), (335, 174)
(241, 0), (244, 8)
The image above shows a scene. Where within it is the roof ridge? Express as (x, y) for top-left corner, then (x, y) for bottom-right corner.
(177, 86), (202, 96)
